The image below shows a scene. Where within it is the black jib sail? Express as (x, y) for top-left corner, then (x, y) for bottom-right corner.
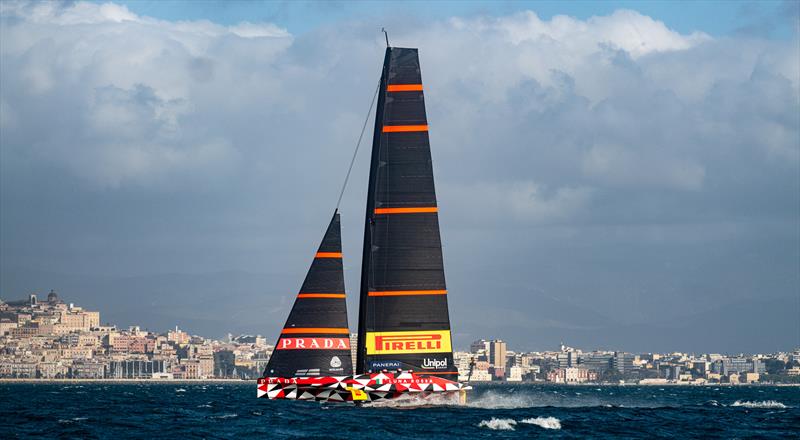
(356, 47), (455, 378)
(263, 211), (353, 377)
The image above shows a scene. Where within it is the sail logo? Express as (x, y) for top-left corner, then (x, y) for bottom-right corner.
(422, 358), (448, 369)
(369, 360), (402, 370)
(366, 330), (452, 355)
(277, 337), (350, 350)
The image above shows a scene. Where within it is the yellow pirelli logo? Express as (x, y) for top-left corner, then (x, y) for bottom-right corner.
(365, 330), (452, 355)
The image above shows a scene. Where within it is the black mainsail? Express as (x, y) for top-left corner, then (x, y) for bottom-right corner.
(263, 211), (353, 377)
(356, 47), (455, 377)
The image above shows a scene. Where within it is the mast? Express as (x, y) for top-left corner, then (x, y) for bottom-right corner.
(356, 47), (455, 377)
(263, 211), (353, 377)
(357, 48), (391, 374)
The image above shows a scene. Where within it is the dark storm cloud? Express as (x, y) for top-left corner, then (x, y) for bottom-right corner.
(1, 2), (797, 352)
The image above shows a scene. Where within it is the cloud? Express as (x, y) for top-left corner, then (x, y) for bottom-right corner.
(1, 1), (797, 350)
(581, 143), (705, 190)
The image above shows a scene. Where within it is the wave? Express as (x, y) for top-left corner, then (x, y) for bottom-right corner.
(364, 392), (461, 408)
(210, 413), (238, 419)
(478, 418), (517, 431)
(521, 417), (561, 430)
(175, 388), (187, 393)
(731, 400), (787, 409)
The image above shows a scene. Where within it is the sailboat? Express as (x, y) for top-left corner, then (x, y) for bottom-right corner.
(257, 44), (469, 403)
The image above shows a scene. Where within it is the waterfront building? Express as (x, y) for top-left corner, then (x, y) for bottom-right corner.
(0, 360), (37, 378)
(507, 366), (523, 382)
(557, 350), (577, 368)
(71, 361), (105, 379)
(453, 351), (472, 381)
(37, 361), (69, 378)
(613, 352), (636, 375)
(580, 352), (613, 372)
(547, 367), (598, 383)
(712, 358), (765, 375)
(741, 373), (760, 383)
(108, 360), (168, 379)
(489, 340), (507, 370)
(468, 367), (492, 382)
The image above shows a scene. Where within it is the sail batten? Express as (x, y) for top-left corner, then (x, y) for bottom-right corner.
(356, 47), (455, 376)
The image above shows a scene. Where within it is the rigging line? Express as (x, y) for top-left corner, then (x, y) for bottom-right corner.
(335, 79), (381, 211)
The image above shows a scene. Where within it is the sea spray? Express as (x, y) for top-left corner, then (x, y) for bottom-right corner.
(731, 400), (787, 409)
(467, 389), (540, 409)
(478, 418), (516, 431)
(521, 417), (562, 430)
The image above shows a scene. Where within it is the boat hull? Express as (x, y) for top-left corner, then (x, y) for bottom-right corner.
(257, 371), (469, 403)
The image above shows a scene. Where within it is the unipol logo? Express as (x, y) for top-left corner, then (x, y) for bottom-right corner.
(422, 358), (447, 369)
(277, 338), (350, 350)
(366, 330), (451, 354)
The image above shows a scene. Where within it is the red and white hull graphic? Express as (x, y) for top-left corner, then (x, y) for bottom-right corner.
(256, 371), (469, 403)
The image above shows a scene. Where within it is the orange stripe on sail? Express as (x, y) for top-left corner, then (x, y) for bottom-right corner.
(368, 290), (447, 297)
(387, 84), (423, 92)
(315, 252), (342, 258)
(374, 207), (438, 215)
(382, 125), (428, 133)
(281, 328), (349, 334)
(297, 293), (346, 298)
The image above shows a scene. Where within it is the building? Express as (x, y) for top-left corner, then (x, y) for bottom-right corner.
(507, 366), (523, 382)
(580, 353), (613, 372)
(470, 339), (490, 354)
(167, 326), (190, 345)
(547, 367), (598, 383)
(489, 340), (507, 370)
(71, 361), (105, 379)
(613, 352), (636, 375)
(558, 351), (578, 368)
(108, 360), (167, 379)
(711, 358), (765, 375)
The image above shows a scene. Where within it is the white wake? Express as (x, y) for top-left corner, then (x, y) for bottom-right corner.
(731, 400), (787, 409)
(478, 418), (517, 430)
(521, 416), (562, 430)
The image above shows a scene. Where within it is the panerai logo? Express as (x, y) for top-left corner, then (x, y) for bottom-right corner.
(422, 358), (448, 369)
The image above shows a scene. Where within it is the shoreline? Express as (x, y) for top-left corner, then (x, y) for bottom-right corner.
(0, 378), (251, 383)
(1, 378), (797, 386)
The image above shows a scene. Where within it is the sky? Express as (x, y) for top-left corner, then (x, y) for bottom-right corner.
(0, 0), (798, 353)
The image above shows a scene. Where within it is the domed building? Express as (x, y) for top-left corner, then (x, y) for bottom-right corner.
(47, 290), (63, 305)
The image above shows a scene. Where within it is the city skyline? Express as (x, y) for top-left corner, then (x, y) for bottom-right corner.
(1, 1), (798, 354)
(2, 289), (797, 357)
(2, 292), (798, 383)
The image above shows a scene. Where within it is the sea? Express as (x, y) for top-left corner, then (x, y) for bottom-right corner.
(3, 382), (799, 438)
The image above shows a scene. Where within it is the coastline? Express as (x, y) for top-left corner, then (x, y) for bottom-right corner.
(1, 378), (796, 386)
(0, 378), (251, 383)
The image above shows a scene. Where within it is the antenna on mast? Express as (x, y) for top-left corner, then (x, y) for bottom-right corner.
(381, 27), (390, 47)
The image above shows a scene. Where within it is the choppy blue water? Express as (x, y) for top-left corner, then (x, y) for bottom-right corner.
(2, 382), (799, 438)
